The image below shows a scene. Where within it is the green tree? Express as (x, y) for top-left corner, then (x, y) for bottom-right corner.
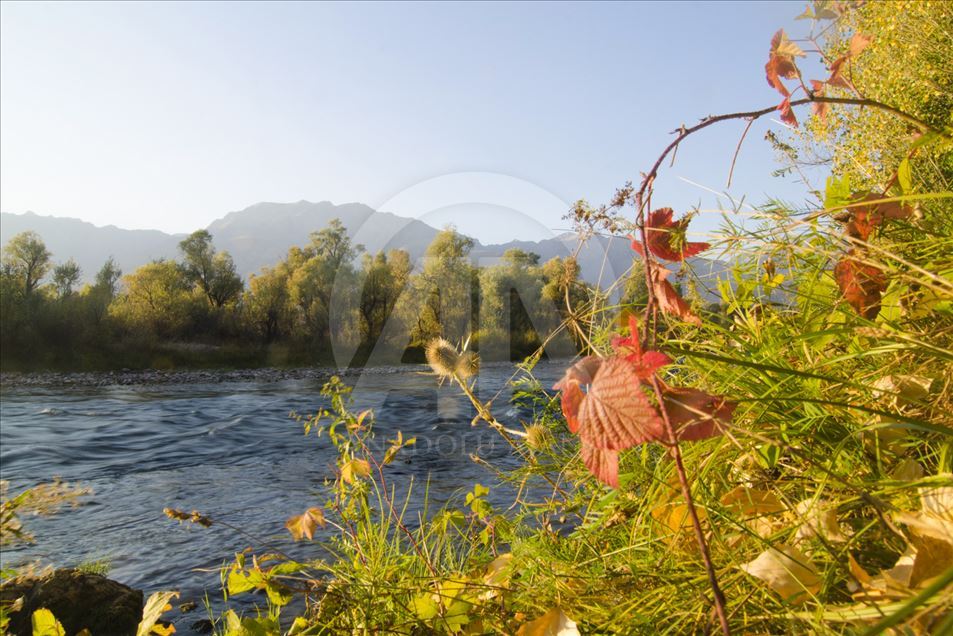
(358, 249), (412, 350)
(178, 230), (243, 308)
(407, 227), (476, 345)
(245, 265), (292, 343)
(2, 231), (52, 297)
(52, 259), (82, 298)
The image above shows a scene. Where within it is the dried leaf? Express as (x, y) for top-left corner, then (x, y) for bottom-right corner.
(576, 357), (665, 451)
(740, 545), (821, 604)
(516, 608), (580, 636)
(842, 192), (912, 240)
(652, 501), (707, 547)
(285, 507), (326, 541)
(581, 443), (620, 488)
(631, 208), (710, 262)
(795, 499), (850, 543)
(721, 486), (787, 538)
(649, 267), (701, 325)
(661, 385), (735, 441)
(834, 251), (886, 319)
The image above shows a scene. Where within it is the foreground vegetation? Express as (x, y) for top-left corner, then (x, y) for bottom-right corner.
(3, 1), (952, 634)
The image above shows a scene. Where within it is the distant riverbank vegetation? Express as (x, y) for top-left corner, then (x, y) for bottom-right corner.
(0, 219), (614, 371)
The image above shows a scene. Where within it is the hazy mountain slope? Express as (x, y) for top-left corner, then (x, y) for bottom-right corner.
(1, 203), (728, 301)
(0, 211), (183, 281)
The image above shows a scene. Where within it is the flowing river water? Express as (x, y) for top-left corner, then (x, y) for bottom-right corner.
(0, 362), (563, 633)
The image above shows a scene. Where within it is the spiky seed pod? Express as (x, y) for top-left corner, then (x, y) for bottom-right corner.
(525, 424), (551, 450)
(455, 350), (480, 380)
(425, 338), (460, 378)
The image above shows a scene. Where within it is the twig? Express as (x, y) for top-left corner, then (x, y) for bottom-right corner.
(726, 118), (755, 189)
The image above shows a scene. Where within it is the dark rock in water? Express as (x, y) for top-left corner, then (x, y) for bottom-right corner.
(0, 569), (143, 636)
(191, 618), (215, 634)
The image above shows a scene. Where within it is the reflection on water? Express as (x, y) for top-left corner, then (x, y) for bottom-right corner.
(0, 362), (561, 632)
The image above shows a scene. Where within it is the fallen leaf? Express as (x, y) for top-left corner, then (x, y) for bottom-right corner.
(740, 545), (821, 604)
(721, 486), (788, 538)
(794, 499), (850, 543)
(516, 608), (580, 636)
(285, 507), (326, 541)
(31, 609), (66, 636)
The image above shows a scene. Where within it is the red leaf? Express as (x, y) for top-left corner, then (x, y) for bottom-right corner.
(662, 386), (736, 441)
(553, 356), (604, 433)
(810, 80), (828, 121)
(842, 192), (912, 240)
(834, 251), (887, 319)
(650, 267), (701, 325)
(848, 33), (872, 57)
(765, 29), (803, 97)
(778, 97), (798, 128)
(826, 55), (851, 89)
(576, 357), (665, 451)
(631, 208), (710, 262)
(611, 315), (672, 379)
(581, 443), (619, 488)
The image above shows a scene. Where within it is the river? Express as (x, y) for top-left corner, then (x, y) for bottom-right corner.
(0, 362), (563, 633)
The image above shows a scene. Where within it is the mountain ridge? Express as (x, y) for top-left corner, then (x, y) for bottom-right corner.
(1, 202), (727, 300)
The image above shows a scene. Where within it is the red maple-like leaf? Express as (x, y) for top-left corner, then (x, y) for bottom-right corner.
(553, 356), (604, 433)
(834, 251), (887, 319)
(576, 357), (665, 451)
(581, 443), (619, 488)
(826, 33), (872, 89)
(611, 315), (672, 379)
(649, 267), (702, 326)
(661, 385), (736, 441)
(778, 97), (798, 128)
(631, 208), (710, 262)
(842, 192), (912, 240)
(810, 80), (828, 121)
(765, 29), (803, 97)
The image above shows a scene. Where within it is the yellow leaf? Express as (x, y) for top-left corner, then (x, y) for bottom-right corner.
(516, 608), (580, 636)
(721, 486), (787, 538)
(651, 502), (706, 548)
(480, 553), (513, 600)
(341, 459), (371, 484)
(137, 590), (179, 636)
(739, 545), (821, 605)
(285, 507), (326, 541)
(31, 609), (65, 636)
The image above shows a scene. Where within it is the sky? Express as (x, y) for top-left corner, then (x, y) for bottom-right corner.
(0, 1), (823, 245)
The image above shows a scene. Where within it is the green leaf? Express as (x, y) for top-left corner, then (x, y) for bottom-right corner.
(137, 590), (179, 636)
(227, 567), (256, 595)
(824, 175), (852, 210)
(410, 593), (439, 619)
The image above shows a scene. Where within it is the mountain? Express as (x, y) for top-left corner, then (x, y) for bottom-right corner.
(0, 202), (727, 300)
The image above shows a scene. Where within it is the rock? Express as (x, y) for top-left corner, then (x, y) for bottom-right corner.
(191, 618), (215, 634)
(0, 569), (143, 636)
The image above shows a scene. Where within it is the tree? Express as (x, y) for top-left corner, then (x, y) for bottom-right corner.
(2, 231), (52, 297)
(110, 260), (193, 338)
(245, 265), (292, 343)
(358, 250), (412, 350)
(178, 230), (243, 308)
(52, 259), (82, 298)
(409, 227), (476, 344)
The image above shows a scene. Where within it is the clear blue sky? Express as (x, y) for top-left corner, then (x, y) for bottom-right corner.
(1, 1), (820, 244)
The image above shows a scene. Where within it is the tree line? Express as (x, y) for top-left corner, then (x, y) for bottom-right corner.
(0, 219), (644, 371)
